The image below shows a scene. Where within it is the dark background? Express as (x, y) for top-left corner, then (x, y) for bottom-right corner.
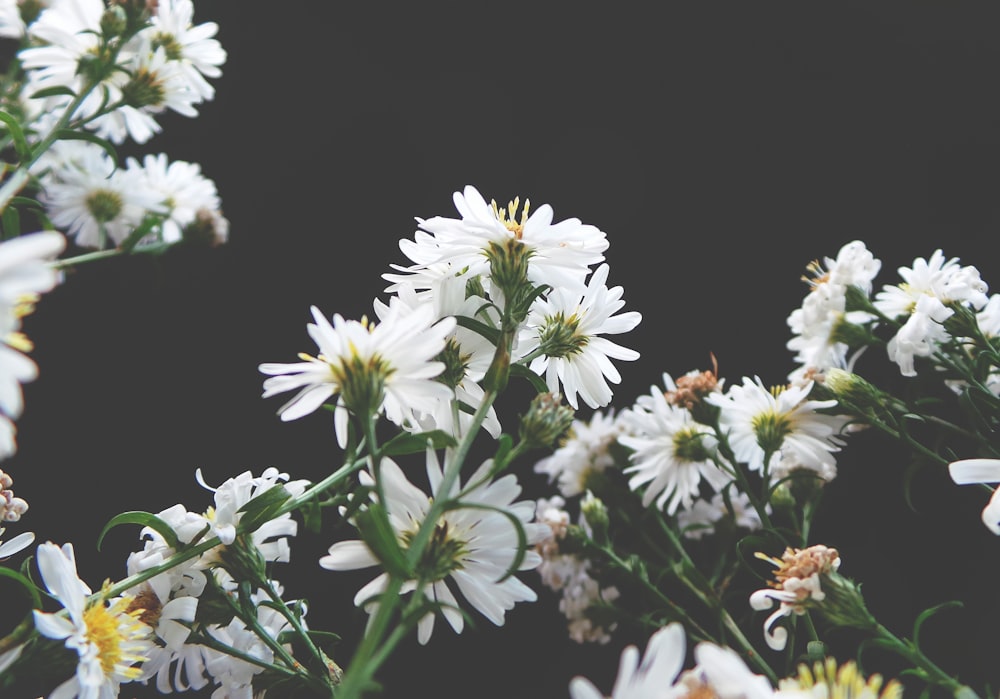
(7, 2), (1000, 697)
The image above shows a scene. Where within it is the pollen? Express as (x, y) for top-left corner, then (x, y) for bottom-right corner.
(757, 544), (840, 598)
(82, 595), (150, 680)
(785, 657), (902, 699)
(490, 196), (530, 239)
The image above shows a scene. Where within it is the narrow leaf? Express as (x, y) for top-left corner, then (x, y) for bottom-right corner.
(97, 511), (180, 551)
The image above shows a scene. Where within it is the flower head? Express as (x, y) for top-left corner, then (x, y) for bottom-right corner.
(776, 657), (902, 699)
(533, 408), (625, 498)
(32, 542), (154, 697)
(319, 450), (549, 645)
(519, 263), (642, 410)
(259, 303), (456, 448)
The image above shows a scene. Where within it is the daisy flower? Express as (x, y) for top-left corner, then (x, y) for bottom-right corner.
(749, 545), (841, 651)
(32, 541), (153, 698)
(319, 450), (549, 645)
(676, 491), (765, 540)
(776, 658), (902, 699)
(259, 302), (456, 448)
(398, 184), (608, 296)
(533, 409), (625, 498)
(373, 275), (502, 439)
(569, 622), (686, 699)
(617, 375), (730, 515)
(145, 0), (227, 102)
(518, 263), (642, 410)
(39, 142), (164, 248)
(126, 152), (222, 243)
(948, 458), (1000, 535)
(677, 641), (777, 699)
(0, 0), (32, 38)
(705, 376), (849, 480)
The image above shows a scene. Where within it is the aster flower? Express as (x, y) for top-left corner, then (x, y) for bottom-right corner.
(534, 409), (625, 498)
(259, 302), (456, 448)
(0, 0), (32, 38)
(32, 541), (154, 698)
(319, 450), (549, 645)
(749, 544), (841, 651)
(617, 374), (730, 515)
(676, 491), (765, 540)
(39, 142), (164, 248)
(776, 658), (902, 699)
(569, 622), (686, 699)
(706, 376), (849, 481)
(145, 0), (227, 102)
(125, 152), (222, 243)
(677, 641), (777, 699)
(518, 263), (642, 410)
(398, 184), (609, 298)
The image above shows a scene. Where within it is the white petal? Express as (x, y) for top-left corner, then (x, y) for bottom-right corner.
(319, 540), (377, 570)
(949, 458), (1000, 485)
(981, 487), (1000, 535)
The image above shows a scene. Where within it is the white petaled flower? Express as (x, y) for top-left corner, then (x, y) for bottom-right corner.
(534, 409), (625, 498)
(775, 657), (902, 699)
(676, 491), (765, 540)
(569, 622), (686, 699)
(948, 458), (1000, 535)
(705, 376), (849, 481)
(319, 450), (549, 645)
(399, 184), (609, 296)
(40, 142), (165, 248)
(617, 376), (730, 515)
(519, 263), (642, 410)
(18, 0), (104, 97)
(884, 293), (953, 378)
(259, 303), (456, 448)
(373, 276), (502, 439)
(749, 545), (841, 651)
(126, 152), (222, 243)
(0, 230), (65, 458)
(144, 0), (227, 102)
(675, 641), (777, 699)
(0, 0), (29, 38)
(32, 542), (153, 698)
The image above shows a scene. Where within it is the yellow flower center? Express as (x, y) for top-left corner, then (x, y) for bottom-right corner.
(490, 196), (530, 239)
(782, 657), (902, 699)
(82, 597), (146, 679)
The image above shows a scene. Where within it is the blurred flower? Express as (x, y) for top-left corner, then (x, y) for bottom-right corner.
(948, 458), (1000, 535)
(534, 409), (624, 498)
(776, 657), (901, 699)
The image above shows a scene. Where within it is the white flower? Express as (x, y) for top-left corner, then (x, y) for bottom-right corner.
(775, 658), (901, 699)
(749, 545), (841, 651)
(677, 641), (777, 699)
(319, 450), (549, 645)
(373, 276), (502, 439)
(534, 409), (624, 498)
(948, 458), (1000, 535)
(126, 152), (222, 243)
(40, 143), (164, 248)
(145, 0), (227, 102)
(706, 377), (848, 480)
(874, 248), (988, 319)
(676, 491), (764, 540)
(19, 0), (104, 96)
(0, 0), (30, 38)
(569, 623), (686, 699)
(32, 542), (153, 698)
(259, 303), (456, 448)
(618, 377), (729, 515)
(400, 184), (609, 295)
(519, 263), (642, 410)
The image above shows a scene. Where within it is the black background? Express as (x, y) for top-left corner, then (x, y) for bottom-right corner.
(7, 2), (1000, 698)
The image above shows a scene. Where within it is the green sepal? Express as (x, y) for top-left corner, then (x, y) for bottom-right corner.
(97, 510), (180, 551)
(0, 111), (31, 163)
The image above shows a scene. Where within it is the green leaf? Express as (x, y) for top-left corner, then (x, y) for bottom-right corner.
(454, 315), (501, 344)
(237, 485), (293, 533)
(0, 566), (42, 607)
(509, 363), (549, 393)
(97, 511), (180, 551)
(441, 500), (527, 582)
(0, 111), (31, 163)
(913, 599), (963, 650)
(301, 497), (323, 534)
(355, 503), (412, 579)
(28, 85), (77, 100)
(382, 429), (456, 456)
(1, 205), (20, 239)
(52, 129), (119, 167)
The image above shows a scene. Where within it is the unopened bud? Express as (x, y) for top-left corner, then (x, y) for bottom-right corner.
(520, 392), (575, 449)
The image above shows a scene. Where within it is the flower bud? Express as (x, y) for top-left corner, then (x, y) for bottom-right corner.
(519, 392), (575, 449)
(580, 490), (609, 544)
